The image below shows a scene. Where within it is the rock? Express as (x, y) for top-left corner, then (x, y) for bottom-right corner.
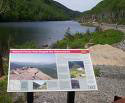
(89, 44), (125, 66)
(10, 67), (53, 80)
(12, 70), (19, 75)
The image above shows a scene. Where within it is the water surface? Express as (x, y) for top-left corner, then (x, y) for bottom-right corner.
(0, 21), (96, 47)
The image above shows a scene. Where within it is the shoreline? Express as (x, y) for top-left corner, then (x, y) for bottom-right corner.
(0, 19), (75, 23)
(80, 22), (125, 33)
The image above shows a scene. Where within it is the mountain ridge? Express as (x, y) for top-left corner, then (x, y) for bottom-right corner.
(0, 0), (80, 21)
(80, 0), (125, 24)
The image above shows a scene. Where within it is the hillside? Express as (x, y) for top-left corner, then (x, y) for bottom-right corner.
(80, 0), (125, 24)
(0, 0), (80, 21)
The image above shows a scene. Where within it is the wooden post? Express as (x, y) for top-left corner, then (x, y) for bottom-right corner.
(67, 91), (75, 103)
(27, 92), (34, 103)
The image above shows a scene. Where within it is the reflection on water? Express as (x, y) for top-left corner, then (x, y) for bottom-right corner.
(0, 21), (96, 47)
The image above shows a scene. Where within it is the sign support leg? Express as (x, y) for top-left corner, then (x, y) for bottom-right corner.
(27, 92), (34, 103)
(67, 91), (75, 103)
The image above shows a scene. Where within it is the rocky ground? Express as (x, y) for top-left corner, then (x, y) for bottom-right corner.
(112, 40), (125, 51)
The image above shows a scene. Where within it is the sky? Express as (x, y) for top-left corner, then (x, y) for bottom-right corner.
(11, 54), (56, 64)
(34, 81), (46, 85)
(54, 0), (103, 12)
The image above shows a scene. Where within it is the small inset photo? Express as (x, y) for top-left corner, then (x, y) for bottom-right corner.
(33, 81), (47, 90)
(71, 79), (80, 89)
(68, 61), (86, 79)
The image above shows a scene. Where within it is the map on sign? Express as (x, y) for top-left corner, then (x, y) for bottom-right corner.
(7, 49), (97, 92)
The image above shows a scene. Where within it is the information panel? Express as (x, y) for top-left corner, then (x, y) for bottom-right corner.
(8, 49), (97, 92)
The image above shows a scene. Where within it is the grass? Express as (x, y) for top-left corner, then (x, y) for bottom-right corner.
(92, 29), (124, 45)
(52, 29), (124, 49)
(94, 68), (101, 77)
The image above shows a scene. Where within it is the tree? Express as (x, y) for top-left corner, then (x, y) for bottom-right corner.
(0, 0), (10, 77)
(0, 34), (14, 77)
(0, 0), (9, 14)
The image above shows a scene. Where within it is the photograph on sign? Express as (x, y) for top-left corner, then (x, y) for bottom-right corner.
(68, 61), (85, 79)
(33, 81), (47, 90)
(10, 54), (58, 80)
(8, 49), (97, 92)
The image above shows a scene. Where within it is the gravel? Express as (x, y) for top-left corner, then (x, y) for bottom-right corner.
(113, 40), (125, 51)
(31, 65), (125, 103)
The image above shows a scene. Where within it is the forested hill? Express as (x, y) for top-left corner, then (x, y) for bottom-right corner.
(0, 0), (80, 21)
(80, 0), (125, 24)
(53, 1), (80, 18)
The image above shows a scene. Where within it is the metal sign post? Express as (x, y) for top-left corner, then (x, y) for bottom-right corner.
(27, 92), (34, 103)
(67, 91), (75, 103)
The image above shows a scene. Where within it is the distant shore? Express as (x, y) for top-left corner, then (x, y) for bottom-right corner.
(80, 22), (125, 33)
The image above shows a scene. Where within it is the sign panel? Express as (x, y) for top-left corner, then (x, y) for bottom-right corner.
(8, 49), (97, 92)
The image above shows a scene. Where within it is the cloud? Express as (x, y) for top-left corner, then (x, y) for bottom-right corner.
(54, 0), (102, 12)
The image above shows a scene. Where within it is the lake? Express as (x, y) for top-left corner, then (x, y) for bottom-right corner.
(0, 21), (96, 47)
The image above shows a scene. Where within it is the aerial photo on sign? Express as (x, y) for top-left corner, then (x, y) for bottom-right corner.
(10, 53), (58, 80)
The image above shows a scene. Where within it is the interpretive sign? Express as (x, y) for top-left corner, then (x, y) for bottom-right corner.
(7, 49), (97, 92)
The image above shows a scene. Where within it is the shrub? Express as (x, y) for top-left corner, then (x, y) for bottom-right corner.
(94, 68), (101, 77)
(92, 29), (124, 45)
(0, 78), (13, 103)
(52, 29), (124, 49)
(13, 41), (37, 49)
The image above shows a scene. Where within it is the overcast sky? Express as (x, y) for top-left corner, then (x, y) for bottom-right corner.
(11, 54), (56, 64)
(54, 0), (103, 12)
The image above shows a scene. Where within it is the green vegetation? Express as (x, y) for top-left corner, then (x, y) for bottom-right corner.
(70, 68), (85, 78)
(92, 29), (124, 45)
(0, 78), (13, 103)
(0, 78), (26, 103)
(0, 58), (13, 103)
(89, 0), (125, 14)
(80, 0), (125, 24)
(13, 41), (37, 49)
(94, 68), (101, 77)
(0, 0), (80, 21)
(52, 29), (124, 49)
